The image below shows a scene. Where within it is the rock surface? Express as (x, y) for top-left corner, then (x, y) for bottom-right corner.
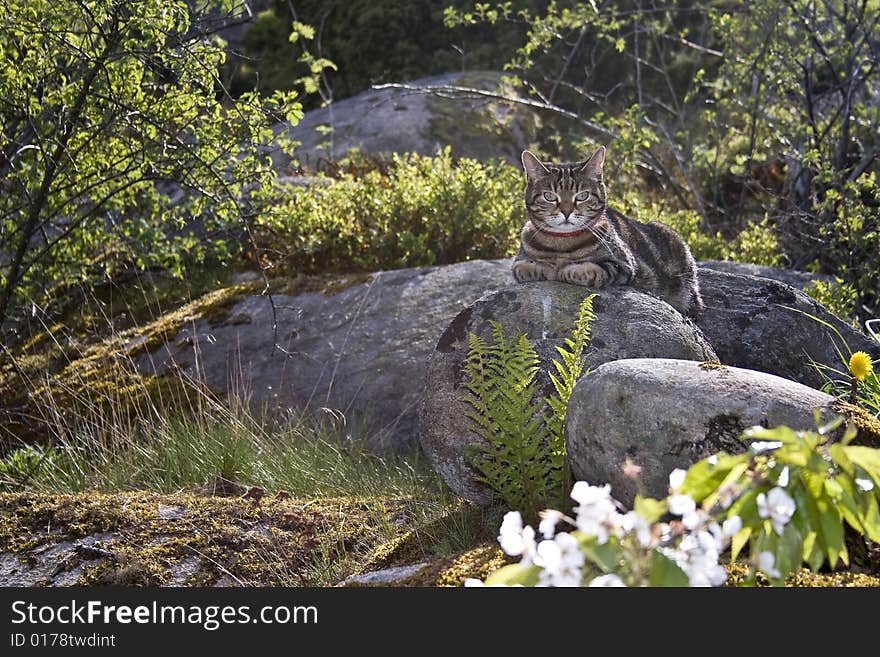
(695, 269), (880, 388)
(565, 358), (840, 505)
(273, 71), (543, 170)
(420, 284), (717, 504)
(699, 260), (827, 290)
(137, 259), (513, 452)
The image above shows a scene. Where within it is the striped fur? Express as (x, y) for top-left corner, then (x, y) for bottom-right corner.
(513, 147), (703, 316)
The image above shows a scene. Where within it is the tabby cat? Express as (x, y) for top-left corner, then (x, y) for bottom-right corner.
(512, 146), (703, 316)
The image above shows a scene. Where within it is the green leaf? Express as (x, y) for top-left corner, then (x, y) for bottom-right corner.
(634, 496), (667, 523)
(649, 550), (690, 587)
(484, 562), (541, 586)
(844, 446), (880, 489)
(730, 525), (752, 562)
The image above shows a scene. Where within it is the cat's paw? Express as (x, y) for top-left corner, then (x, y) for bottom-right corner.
(513, 260), (556, 282)
(558, 262), (606, 287)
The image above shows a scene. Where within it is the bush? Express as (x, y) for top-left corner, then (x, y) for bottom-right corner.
(255, 151), (783, 277)
(254, 149), (524, 274)
(470, 421), (880, 587)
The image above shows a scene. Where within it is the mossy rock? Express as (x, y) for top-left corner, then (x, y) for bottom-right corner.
(0, 492), (412, 586)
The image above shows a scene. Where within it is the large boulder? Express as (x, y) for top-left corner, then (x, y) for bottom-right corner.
(565, 358), (842, 506)
(136, 260), (512, 452)
(698, 260), (827, 290)
(695, 269), (880, 388)
(272, 71), (544, 170)
(420, 284), (717, 504)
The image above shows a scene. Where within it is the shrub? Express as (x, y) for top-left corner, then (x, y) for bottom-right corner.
(255, 152), (783, 277)
(470, 421), (880, 587)
(254, 149), (524, 274)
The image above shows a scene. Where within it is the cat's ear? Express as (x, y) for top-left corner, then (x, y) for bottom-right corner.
(580, 145), (606, 179)
(521, 150), (549, 180)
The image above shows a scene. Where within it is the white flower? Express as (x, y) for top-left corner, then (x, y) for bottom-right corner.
(538, 509), (564, 539)
(757, 551), (781, 578)
(856, 477), (875, 493)
(667, 493), (697, 517)
(757, 487), (796, 535)
(668, 468), (687, 492)
(721, 516), (743, 539)
(664, 530), (728, 587)
(588, 574), (627, 587)
(571, 482), (619, 544)
(750, 440), (782, 453)
(620, 511), (654, 548)
(707, 454), (719, 466)
(682, 507), (708, 531)
(535, 533), (584, 587)
(777, 466), (790, 488)
(498, 511), (537, 564)
(464, 578), (485, 587)
(571, 481), (612, 505)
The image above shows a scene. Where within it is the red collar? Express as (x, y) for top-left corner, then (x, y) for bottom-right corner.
(542, 227), (589, 238)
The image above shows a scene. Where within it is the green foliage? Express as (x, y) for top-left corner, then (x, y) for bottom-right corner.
(446, 0), (880, 320)
(462, 295), (596, 519)
(462, 322), (550, 520)
(255, 149), (524, 273)
(805, 278), (859, 325)
(226, 0), (542, 104)
(546, 294), (597, 493)
(480, 420), (880, 587)
(258, 152), (782, 276)
(0, 444), (59, 490)
(615, 194), (781, 266)
(681, 421), (880, 584)
(0, 0), (304, 329)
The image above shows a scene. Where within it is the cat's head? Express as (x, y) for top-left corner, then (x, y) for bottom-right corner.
(520, 146), (607, 234)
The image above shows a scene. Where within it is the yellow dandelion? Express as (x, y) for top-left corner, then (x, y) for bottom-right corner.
(849, 351), (874, 381)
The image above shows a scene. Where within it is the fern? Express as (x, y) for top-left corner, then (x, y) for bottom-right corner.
(546, 294), (597, 495)
(462, 295), (597, 519)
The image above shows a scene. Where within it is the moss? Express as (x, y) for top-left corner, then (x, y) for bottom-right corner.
(725, 562), (880, 587)
(431, 544), (509, 587)
(831, 400), (880, 447)
(0, 492), (407, 586)
(0, 282), (265, 446)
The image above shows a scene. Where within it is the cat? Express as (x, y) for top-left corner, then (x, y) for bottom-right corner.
(512, 146), (704, 317)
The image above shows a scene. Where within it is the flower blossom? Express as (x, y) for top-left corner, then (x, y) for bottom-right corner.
(663, 530), (728, 587)
(588, 574), (626, 587)
(498, 511), (537, 564)
(538, 509), (565, 539)
(570, 482), (620, 544)
(757, 551), (781, 579)
(849, 351), (874, 381)
(535, 533), (584, 587)
(757, 487), (796, 535)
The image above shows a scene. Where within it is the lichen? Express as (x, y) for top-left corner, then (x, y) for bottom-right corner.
(0, 492), (407, 586)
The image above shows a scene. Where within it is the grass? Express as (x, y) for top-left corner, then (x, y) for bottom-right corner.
(0, 374), (497, 586)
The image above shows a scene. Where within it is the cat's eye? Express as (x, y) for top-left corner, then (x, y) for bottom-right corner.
(575, 191), (591, 202)
(542, 192), (558, 202)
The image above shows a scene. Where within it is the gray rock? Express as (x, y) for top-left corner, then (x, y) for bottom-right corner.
(695, 268), (880, 388)
(698, 260), (829, 290)
(339, 562), (430, 587)
(420, 284), (717, 504)
(566, 358), (838, 506)
(272, 71), (543, 170)
(137, 259), (513, 452)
